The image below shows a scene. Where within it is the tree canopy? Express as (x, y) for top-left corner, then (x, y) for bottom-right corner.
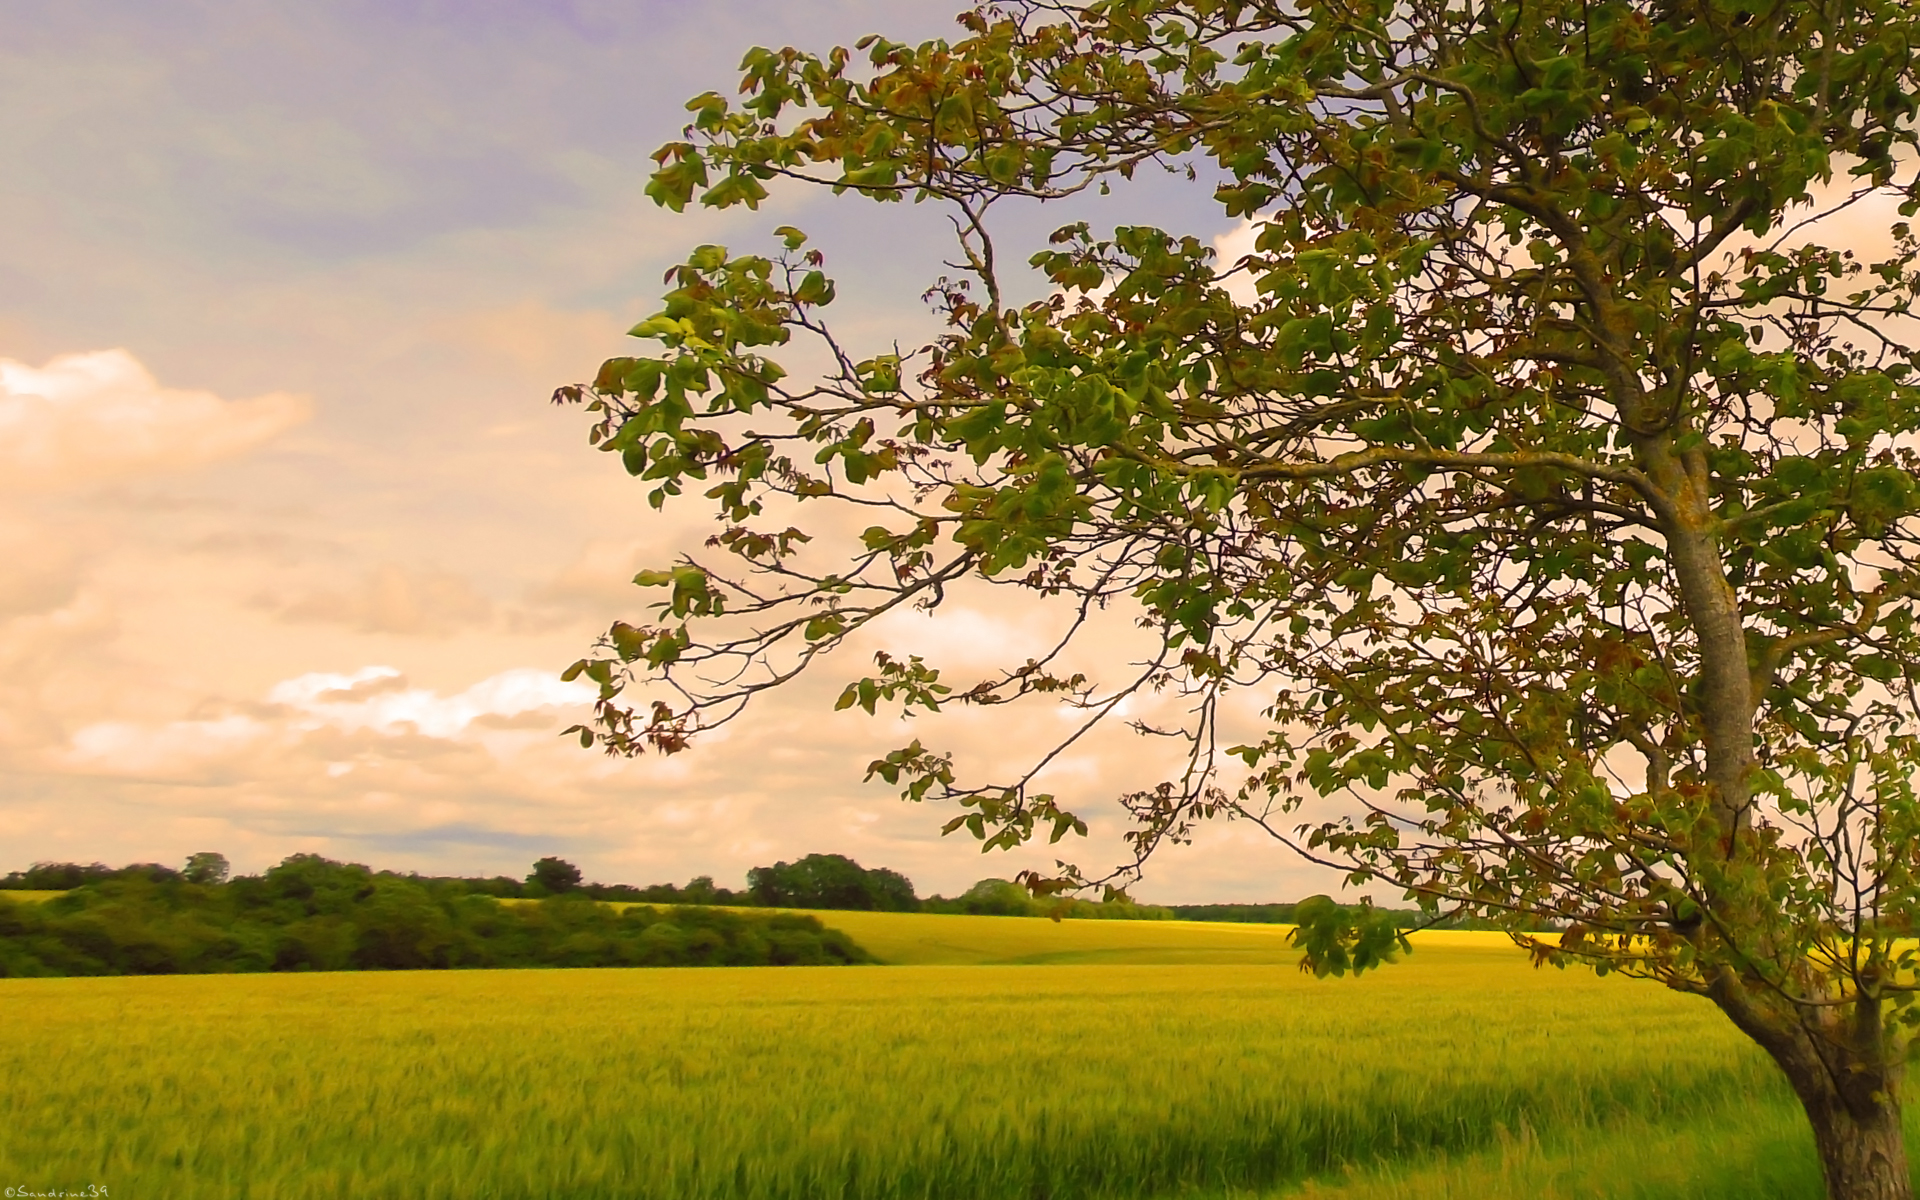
(559, 3), (1920, 1195)
(746, 852), (921, 911)
(526, 855), (585, 895)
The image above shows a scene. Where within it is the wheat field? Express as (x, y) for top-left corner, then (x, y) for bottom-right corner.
(0, 916), (1849, 1200)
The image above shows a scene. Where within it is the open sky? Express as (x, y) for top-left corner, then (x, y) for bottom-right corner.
(0, 0), (1353, 901)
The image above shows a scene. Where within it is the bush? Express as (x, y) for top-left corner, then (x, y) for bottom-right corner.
(0, 856), (871, 977)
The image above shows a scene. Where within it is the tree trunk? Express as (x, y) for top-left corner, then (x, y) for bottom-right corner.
(1710, 973), (1912, 1200)
(1788, 1062), (1912, 1200)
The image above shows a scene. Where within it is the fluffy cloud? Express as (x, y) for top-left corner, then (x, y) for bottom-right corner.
(67, 713), (267, 777)
(64, 665), (596, 777)
(0, 348), (310, 769)
(0, 349), (308, 492)
(267, 665), (593, 738)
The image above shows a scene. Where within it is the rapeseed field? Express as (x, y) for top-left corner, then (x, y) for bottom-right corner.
(0, 891), (66, 904)
(0, 917), (1843, 1199)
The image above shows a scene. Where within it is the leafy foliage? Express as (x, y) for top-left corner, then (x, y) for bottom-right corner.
(525, 855), (584, 896)
(747, 852), (920, 911)
(0, 855), (869, 976)
(183, 852), (230, 886)
(920, 876), (1178, 919)
(562, 3), (1920, 1190)
(1, 861), (178, 890)
(1287, 895), (1412, 978)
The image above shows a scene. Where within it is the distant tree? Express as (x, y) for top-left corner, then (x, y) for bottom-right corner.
(527, 857), (584, 895)
(620, 876), (750, 905)
(4, 862), (115, 891)
(747, 854), (919, 911)
(930, 877), (1174, 920)
(956, 878), (1038, 917)
(115, 863), (183, 885)
(559, 2), (1920, 1195)
(349, 878), (457, 970)
(1167, 904), (1300, 926)
(183, 852), (230, 886)
(863, 865), (918, 912)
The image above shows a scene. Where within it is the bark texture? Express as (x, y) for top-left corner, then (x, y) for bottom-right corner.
(1712, 973), (1912, 1200)
(1799, 1076), (1911, 1200)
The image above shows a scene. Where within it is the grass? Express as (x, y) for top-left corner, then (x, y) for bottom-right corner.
(0, 916), (1836, 1200)
(1259, 1105), (1826, 1200)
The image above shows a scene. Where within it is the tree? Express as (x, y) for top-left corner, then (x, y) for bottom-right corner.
(956, 878), (1040, 917)
(557, 3), (1920, 1195)
(183, 852), (230, 887)
(747, 853), (920, 911)
(527, 857), (584, 896)
(3, 862), (116, 891)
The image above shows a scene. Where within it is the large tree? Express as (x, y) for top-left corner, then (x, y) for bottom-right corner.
(556, 2), (1920, 1195)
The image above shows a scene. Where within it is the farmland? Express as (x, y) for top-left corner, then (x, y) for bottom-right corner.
(0, 913), (1853, 1199)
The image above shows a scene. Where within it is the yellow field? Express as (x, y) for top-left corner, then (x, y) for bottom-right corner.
(0, 912), (1842, 1200)
(791, 909), (1311, 964)
(649, 906), (1535, 966)
(538, 901), (1315, 963)
(0, 890), (64, 903)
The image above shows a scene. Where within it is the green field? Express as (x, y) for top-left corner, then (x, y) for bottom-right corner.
(0, 911), (1858, 1199)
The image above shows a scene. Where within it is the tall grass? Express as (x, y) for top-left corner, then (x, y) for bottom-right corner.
(0, 930), (1803, 1200)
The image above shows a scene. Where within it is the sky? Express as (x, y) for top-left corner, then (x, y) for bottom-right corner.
(0, 0), (1346, 901)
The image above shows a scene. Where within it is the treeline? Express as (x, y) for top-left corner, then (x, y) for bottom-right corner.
(923, 878), (1176, 920)
(611, 862), (1177, 919)
(0, 855), (868, 978)
(2, 860), (208, 890)
(350, 852), (1172, 920)
(1167, 903), (1303, 923)
(1, 851), (1193, 924)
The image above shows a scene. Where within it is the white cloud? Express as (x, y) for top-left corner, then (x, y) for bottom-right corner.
(0, 349), (308, 491)
(62, 665), (595, 777)
(68, 714), (267, 773)
(268, 665), (595, 738)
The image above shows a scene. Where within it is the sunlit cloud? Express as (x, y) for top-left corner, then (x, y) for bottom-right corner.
(0, 1), (1344, 900)
(62, 665), (596, 777)
(267, 665), (596, 739)
(0, 349), (309, 491)
(68, 714), (268, 773)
